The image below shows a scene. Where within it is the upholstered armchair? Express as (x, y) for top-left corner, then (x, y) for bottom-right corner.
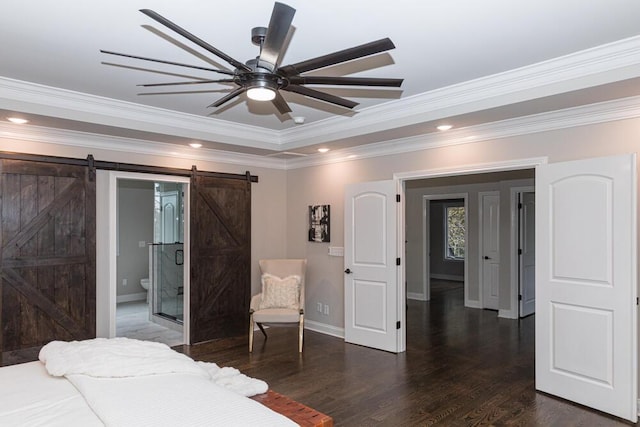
(249, 259), (307, 353)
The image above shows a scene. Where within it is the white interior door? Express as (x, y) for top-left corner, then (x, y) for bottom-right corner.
(536, 154), (637, 422)
(480, 192), (500, 310)
(519, 191), (535, 317)
(344, 180), (399, 353)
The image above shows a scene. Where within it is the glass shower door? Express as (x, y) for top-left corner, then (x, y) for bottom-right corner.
(150, 182), (185, 324)
(151, 243), (184, 322)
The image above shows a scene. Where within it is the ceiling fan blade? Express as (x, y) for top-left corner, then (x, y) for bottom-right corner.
(271, 91), (292, 114)
(208, 86), (246, 108)
(140, 9), (252, 72)
(137, 79), (235, 87)
(100, 50), (235, 75)
(288, 76), (403, 87)
(282, 85), (358, 109)
(259, 2), (296, 70)
(278, 38), (396, 76)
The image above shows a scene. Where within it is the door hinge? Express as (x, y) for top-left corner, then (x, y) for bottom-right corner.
(518, 248), (522, 255)
(518, 202), (523, 209)
(396, 194), (401, 203)
(396, 257), (401, 266)
(396, 321), (401, 329)
(519, 294), (522, 301)
(637, 297), (639, 306)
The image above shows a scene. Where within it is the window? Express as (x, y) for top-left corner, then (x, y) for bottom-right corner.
(445, 205), (465, 260)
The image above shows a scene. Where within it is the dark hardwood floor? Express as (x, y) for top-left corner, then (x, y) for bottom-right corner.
(179, 280), (635, 426)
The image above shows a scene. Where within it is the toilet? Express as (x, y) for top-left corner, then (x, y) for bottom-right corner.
(140, 278), (150, 302)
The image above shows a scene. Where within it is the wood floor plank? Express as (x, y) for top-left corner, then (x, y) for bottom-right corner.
(177, 280), (634, 426)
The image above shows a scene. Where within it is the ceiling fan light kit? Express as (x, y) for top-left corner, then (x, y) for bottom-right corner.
(101, 2), (402, 118)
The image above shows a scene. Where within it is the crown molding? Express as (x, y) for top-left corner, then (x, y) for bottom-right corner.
(0, 77), (281, 149)
(3, 35), (640, 152)
(0, 122), (287, 170)
(284, 94), (640, 169)
(279, 35), (640, 149)
(1, 93), (639, 172)
(1, 36), (640, 162)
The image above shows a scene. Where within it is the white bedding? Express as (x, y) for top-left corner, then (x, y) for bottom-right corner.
(0, 338), (298, 427)
(0, 361), (103, 427)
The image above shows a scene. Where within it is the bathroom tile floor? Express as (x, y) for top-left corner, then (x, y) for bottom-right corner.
(116, 301), (184, 347)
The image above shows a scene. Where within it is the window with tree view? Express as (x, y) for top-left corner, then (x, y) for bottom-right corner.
(445, 205), (465, 260)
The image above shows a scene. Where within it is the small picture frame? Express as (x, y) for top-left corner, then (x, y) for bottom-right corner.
(308, 205), (330, 242)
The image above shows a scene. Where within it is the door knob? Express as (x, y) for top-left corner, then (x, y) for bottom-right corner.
(484, 256), (491, 260)
(344, 268), (352, 274)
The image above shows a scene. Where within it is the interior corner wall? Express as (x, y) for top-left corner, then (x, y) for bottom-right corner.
(284, 117), (640, 334)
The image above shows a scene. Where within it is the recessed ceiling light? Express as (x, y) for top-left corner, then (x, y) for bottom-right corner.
(437, 124), (452, 131)
(318, 148), (330, 153)
(7, 117), (28, 124)
(293, 116), (305, 124)
(189, 143), (202, 148)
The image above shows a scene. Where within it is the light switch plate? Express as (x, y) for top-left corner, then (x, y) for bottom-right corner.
(328, 246), (344, 257)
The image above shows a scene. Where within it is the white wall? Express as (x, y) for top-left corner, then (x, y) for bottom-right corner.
(116, 180), (154, 300)
(2, 115), (640, 337)
(284, 117), (640, 334)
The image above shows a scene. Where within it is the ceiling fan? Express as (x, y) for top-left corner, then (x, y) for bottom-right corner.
(100, 2), (403, 115)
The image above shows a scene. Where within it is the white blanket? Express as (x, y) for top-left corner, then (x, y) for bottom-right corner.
(38, 338), (295, 427)
(40, 338), (206, 378)
(39, 337), (268, 396)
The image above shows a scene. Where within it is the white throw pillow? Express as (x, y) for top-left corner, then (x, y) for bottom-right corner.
(260, 273), (301, 310)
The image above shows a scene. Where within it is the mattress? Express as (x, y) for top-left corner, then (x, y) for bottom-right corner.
(0, 338), (298, 427)
(0, 361), (103, 426)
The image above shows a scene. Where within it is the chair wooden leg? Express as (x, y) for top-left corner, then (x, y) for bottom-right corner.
(257, 323), (267, 338)
(299, 314), (304, 353)
(249, 313), (254, 352)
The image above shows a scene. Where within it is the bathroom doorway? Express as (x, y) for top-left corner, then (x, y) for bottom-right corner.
(112, 173), (190, 347)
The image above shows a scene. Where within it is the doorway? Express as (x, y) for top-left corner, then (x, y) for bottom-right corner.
(406, 169), (536, 315)
(97, 171), (191, 345)
(420, 195), (468, 302)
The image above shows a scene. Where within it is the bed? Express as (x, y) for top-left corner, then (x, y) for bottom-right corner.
(0, 338), (303, 427)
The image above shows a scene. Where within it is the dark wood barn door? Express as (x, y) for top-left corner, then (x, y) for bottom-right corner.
(0, 159), (96, 364)
(190, 171), (251, 344)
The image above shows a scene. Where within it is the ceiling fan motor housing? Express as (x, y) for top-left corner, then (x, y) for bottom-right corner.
(251, 27), (268, 46)
(243, 58), (287, 90)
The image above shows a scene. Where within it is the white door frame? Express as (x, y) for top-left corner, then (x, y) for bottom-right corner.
(420, 194), (469, 303)
(95, 171), (191, 344)
(507, 186), (535, 319)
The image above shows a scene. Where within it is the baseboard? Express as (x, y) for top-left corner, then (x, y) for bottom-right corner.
(305, 319), (345, 339)
(407, 292), (427, 301)
(465, 299), (482, 309)
(116, 292), (147, 304)
(499, 308), (518, 319)
(431, 274), (464, 282)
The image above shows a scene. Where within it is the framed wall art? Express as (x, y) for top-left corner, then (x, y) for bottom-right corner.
(308, 205), (330, 242)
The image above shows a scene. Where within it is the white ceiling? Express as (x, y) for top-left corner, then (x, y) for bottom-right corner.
(2, 1), (640, 157)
